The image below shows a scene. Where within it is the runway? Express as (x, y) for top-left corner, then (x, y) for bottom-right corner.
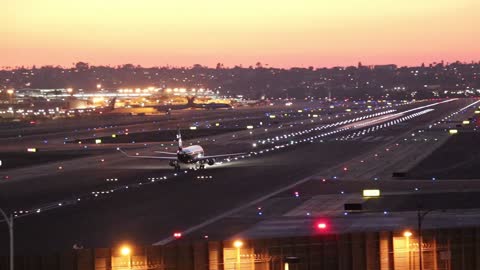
(0, 98), (479, 254)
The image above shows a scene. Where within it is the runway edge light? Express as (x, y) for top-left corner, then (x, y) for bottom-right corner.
(315, 221), (329, 232)
(363, 189), (381, 197)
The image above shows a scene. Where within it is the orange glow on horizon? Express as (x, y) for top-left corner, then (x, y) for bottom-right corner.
(2, 0), (479, 68)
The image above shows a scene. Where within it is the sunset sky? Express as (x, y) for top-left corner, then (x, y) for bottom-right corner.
(2, 0), (479, 68)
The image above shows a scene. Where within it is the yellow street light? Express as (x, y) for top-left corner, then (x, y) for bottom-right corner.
(233, 240), (243, 248)
(6, 89), (14, 95)
(120, 245), (131, 256)
(403, 231), (412, 270)
(233, 240), (243, 269)
(119, 245), (132, 270)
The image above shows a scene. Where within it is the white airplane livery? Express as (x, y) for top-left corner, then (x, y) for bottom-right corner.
(118, 129), (245, 170)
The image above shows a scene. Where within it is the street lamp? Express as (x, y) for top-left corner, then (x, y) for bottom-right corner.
(120, 246), (131, 256)
(403, 230), (412, 270)
(120, 245), (132, 269)
(0, 208), (13, 270)
(403, 231), (412, 269)
(233, 240), (243, 248)
(233, 240), (243, 269)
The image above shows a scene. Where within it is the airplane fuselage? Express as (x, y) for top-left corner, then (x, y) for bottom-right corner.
(177, 145), (204, 163)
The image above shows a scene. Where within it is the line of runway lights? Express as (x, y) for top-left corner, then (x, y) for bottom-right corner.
(264, 101), (412, 129)
(327, 112), (439, 182)
(63, 100), (413, 149)
(62, 101), (407, 144)
(52, 105), (321, 142)
(199, 102), (412, 148)
(206, 101), (415, 147)
(256, 105), (475, 218)
(156, 103), (407, 152)
(283, 100), (480, 217)
(166, 100), (477, 221)
(201, 101), (407, 130)
(335, 109), (434, 141)
(99, 102), (405, 151)
(9, 106), (416, 217)
(432, 99), (480, 129)
(332, 101), (480, 184)
(221, 103), (410, 143)
(66, 104), (346, 135)
(329, 99), (464, 143)
(253, 109), (397, 147)
(10, 103), (427, 218)
(315, 110), (436, 182)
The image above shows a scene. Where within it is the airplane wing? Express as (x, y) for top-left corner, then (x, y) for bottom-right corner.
(154, 151), (178, 155)
(196, 152), (247, 160)
(117, 148), (178, 160)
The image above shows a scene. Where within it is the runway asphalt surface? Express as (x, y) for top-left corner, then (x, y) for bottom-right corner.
(0, 98), (479, 254)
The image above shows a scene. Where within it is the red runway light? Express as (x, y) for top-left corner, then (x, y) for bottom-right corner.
(173, 232), (182, 238)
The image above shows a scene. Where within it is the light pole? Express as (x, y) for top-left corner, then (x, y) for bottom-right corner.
(120, 245), (132, 270)
(417, 209), (434, 270)
(0, 208), (13, 270)
(233, 240), (243, 270)
(404, 231), (412, 270)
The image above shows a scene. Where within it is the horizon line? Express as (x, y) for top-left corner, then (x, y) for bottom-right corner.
(2, 59), (480, 70)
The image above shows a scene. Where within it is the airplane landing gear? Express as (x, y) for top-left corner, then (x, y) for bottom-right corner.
(194, 162), (206, 170)
(170, 160), (181, 171)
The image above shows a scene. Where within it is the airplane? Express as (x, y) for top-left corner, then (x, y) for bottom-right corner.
(117, 129), (246, 170)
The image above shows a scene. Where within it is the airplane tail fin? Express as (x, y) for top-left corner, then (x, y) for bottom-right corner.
(187, 96), (195, 106)
(108, 97), (117, 110)
(176, 128), (183, 150)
